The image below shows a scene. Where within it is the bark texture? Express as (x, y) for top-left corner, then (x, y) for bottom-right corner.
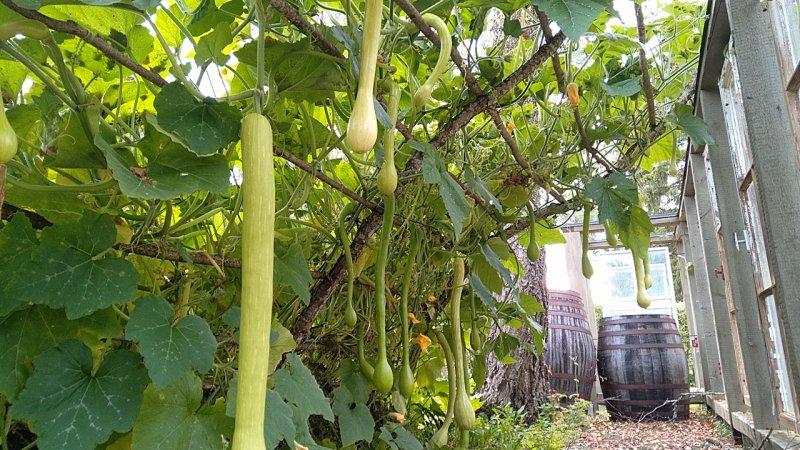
(480, 241), (549, 419)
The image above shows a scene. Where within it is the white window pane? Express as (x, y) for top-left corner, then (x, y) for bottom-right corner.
(765, 295), (796, 417)
(772, 0), (800, 66)
(719, 52), (753, 179)
(744, 185), (773, 289)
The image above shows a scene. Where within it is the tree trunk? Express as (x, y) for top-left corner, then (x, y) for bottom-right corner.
(479, 240), (549, 419)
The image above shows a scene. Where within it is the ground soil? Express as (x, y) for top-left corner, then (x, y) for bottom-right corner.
(569, 410), (741, 450)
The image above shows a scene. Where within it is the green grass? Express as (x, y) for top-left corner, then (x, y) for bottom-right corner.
(469, 395), (598, 450)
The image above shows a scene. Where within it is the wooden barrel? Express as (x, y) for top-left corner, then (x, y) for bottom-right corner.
(546, 290), (596, 401)
(598, 315), (690, 420)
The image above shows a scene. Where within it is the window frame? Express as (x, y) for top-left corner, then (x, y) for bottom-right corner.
(719, 50), (798, 422)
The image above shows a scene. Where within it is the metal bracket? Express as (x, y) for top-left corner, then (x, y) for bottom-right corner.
(734, 229), (750, 252)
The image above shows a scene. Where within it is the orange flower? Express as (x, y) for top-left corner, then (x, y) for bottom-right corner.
(425, 294), (437, 303)
(412, 333), (432, 353)
(388, 411), (406, 424)
(566, 82), (580, 106)
(506, 121), (516, 133)
(408, 312), (422, 325)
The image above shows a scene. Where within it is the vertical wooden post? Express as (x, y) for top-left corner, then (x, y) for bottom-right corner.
(677, 220), (709, 391)
(686, 147), (745, 415)
(727, 0), (800, 416)
(682, 187), (721, 395)
(700, 89), (777, 429)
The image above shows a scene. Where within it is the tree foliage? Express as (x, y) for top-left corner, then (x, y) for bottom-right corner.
(0, 0), (707, 448)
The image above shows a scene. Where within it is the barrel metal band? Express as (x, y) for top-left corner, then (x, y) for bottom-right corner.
(598, 329), (680, 337)
(550, 324), (592, 334)
(549, 311), (589, 321)
(600, 317), (676, 325)
(550, 373), (595, 383)
(602, 383), (690, 390)
(598, 343), (685, 350)
(549, 300), (586, 309)
(606, 399), (689, 406)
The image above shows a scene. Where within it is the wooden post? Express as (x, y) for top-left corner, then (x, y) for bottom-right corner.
(682, 189), (721, 395)
(699, 89), (777, 429)
(727, 0), (800, 416)
(676, 221), (708, 391)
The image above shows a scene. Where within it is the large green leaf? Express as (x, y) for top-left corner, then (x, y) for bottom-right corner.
(617, 205), (654, 257)
(235, 39), (345, 101)
(457, 0), (528, 14)
(417, 142), (470, 238)
(264, 389), (297, 449)
(275, 242), (313, 305)
(640, 131), (674, 172)
(4, 174), (89, 224)
(600, 76), (642, 97)
(479, 242), (513, 287)
(195, 23), (233, 65)
(96, 136), (230, 200)
(273, 353), (334, 422)
(0, 214), (38, 316)
(469, 271), (497, 313)
(332, 385), (374, 447)
(673, 104), (716, 148)
(131, 372), (234, 450)
(45, 110), (106, 168)
(153, 82), (241, 156)
(378, 424), (423, 450)
(267, 320), (297, 375)
(126, 295), (217, 389)
(0, 306), (120, 400)
(464, 167), (503, 214)
(534, 0), (611, 41)
(586, 172), (639, 230)
(5, 212), (139, 319)
(535, 221), (566, 245)
(11, 340), (148, 450)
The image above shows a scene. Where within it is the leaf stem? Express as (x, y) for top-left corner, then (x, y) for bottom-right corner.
(254, 0), (267, 113)
(145, 15), (204, 99)
(6, 175), (117, 193)
(0, 42), (75, 109)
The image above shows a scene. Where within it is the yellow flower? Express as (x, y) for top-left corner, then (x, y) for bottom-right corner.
(425, 294), (437, 303)
(408, 312), (422, 325)
(506, 121), (516, 133)
(412, 333), (432, 353)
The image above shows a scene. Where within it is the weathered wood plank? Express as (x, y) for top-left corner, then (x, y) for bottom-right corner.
(727, 0), (800, 419)
(677, 220), (710, 392)
(676, 229), (705, 390)
(685, 153), (726, 395)
(699, 88), (777, 428)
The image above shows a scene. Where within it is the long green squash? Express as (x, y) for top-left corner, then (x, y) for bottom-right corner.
(377, 80), (400, 195)
(581, 206), (593, 279)
(450, 257), (474, 430)
(413, 14), (452, 108)
(430, 330), (457, 448)
(346, 0), (382, 153)
(398, 227), (420, 399)
(337, 201), (359, 327)
(634, 251), (651, 309)
(0, 104), (17, 164)
(232, 113), (275, 450)
(372, 194), (395, 394)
